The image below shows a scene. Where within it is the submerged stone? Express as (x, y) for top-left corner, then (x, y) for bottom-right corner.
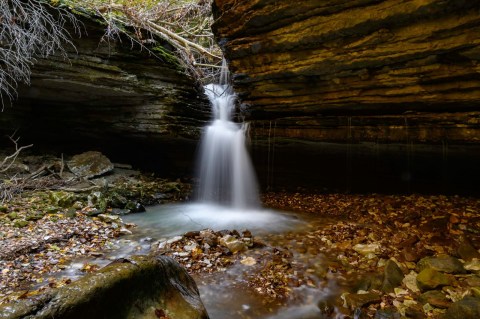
(444, 296), (480, 319)
(354, 273), (383, 292)
(345, 292), (382, 309)
(418, 290), (451, 309)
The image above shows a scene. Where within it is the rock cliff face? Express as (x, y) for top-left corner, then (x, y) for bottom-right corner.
(212, 0), (480, 144)
(212, 0), (480, 193)
(0, 18), (209, 175)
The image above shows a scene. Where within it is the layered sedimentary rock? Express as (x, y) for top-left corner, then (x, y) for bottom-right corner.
(212, 0), (480, 193)
(212, 0), (480, 144)
(0, 18), (209, 174)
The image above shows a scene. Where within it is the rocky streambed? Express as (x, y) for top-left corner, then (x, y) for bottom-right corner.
(1, 152), (480, 318)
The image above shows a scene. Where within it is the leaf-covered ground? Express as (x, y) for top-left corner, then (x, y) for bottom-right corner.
(259, 192), (480, 318)
(2, 187), (480, 318)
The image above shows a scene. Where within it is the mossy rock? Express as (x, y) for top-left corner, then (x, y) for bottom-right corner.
(67, 151), (114, 179)
(49, 191), (75, 208)
(25, 213), (45, 221)
(0, 255), (209, 319)
(0, 206), (7, 213)
(416, 255), (466, 274)
(107, 192), (128, 209)
(7, 212), (18, 220)
(162, 182), (181, 193)
(416, 268), (455, 291)
(87, 192), (107, 213)
(13, 219), (29, 228)
(45, 206), (60, 214)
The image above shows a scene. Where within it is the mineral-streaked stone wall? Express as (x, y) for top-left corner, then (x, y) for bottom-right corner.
(213, 0), (480, 144)
(212, 0), (480, 193)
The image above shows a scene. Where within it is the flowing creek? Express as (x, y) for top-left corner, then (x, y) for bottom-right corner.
(46, 203), (347, 318)
(120, 204), (345, 319)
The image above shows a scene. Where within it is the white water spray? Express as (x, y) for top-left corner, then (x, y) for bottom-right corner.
(196, 63), (259, 208)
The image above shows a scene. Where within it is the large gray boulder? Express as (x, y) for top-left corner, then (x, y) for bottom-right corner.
(0, 256), (209, 319)
(67, 151), (114, 179)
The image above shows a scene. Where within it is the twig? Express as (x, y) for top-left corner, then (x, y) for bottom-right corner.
(0, 134), (33, 173)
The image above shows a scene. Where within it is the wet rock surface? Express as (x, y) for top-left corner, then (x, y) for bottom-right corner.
(0, 256), (209, 319)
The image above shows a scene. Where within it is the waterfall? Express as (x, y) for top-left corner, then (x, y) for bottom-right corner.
(196, 64), (259, 209)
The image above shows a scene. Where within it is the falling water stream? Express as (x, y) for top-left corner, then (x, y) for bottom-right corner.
(196, 82), (259, 208)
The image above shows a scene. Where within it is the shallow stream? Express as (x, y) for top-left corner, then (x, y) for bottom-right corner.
(117, 203), (345, 319)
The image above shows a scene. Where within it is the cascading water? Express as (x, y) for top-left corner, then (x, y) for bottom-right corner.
(196, 64), (259, 209)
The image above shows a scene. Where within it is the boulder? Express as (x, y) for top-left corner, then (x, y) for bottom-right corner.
(67, 151), (114, 179)
(0, 256), (209, 319)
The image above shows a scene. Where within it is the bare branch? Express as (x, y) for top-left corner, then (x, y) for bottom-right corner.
(69, 0), (223, 83)
(0, 0), (80, 107)
(0, 134), (33, 173)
